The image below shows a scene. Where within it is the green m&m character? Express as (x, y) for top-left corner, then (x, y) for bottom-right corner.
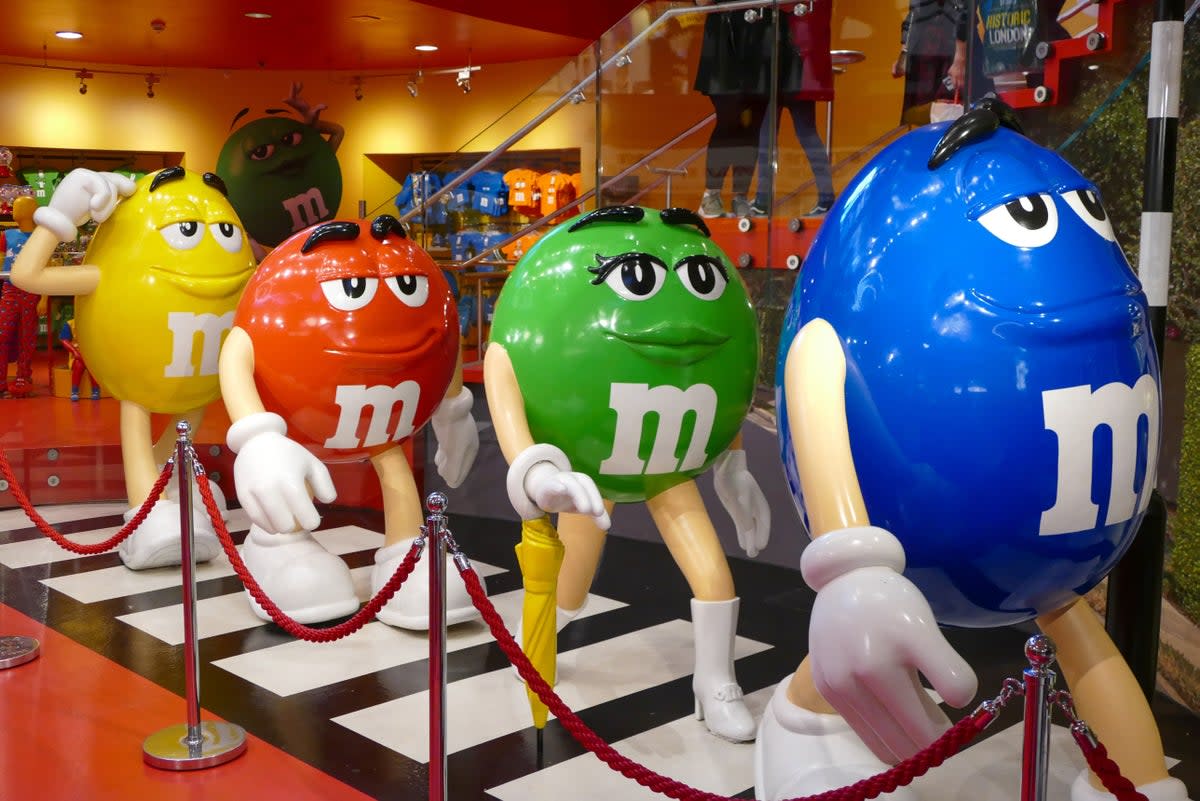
(485, 205), (770, 743)
(215, 83), (344, 251)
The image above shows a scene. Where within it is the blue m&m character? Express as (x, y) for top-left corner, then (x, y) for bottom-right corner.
(777, 98), (1160, 628)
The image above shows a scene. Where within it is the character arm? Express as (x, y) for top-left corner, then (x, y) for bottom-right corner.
(430, 345), (479, 487)
(284, 81), (343, 152)
(785, 318), (977, 763)
(483, 343), (609, 528)
(219, 325), (337, 533)
(713, 429), (771, 557)
(10, 227), (100, 296)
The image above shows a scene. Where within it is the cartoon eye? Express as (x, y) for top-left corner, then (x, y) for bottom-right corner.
(1062, 188), (1116, 242)
(675, 255), (729, 301)
(600, 254), (667, 301)
(248, 143), (276, 161)
(977, 193), (1058, 248)
(281, 131), (303, 147)
(159, 221), (204, 250)
(386, 274), (429, 307)
(208, 222), (243, 254)
(320, 277), (378, 311)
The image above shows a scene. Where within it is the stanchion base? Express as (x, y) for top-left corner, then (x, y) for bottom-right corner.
(143, 721), (248, 771)
(0, 635), (40, 669)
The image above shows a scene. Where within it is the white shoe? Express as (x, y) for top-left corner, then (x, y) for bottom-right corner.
(118, 498), (221, 570)
(509, 601), (586, 683)
(165, 478), (231, 521)
(754, 679), (917, 800)
(239, 525), (359, 624)
(692, 597), (756, 742)
(1071, 770), (1191, 801)
(371, 538), (483, 630)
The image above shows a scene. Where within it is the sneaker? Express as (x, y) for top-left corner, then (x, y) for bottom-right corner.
(749, 200), (770, 217)
(731, 194), (752, 219)
(806, 195), (835, 217)
(698, 191), (725, 219)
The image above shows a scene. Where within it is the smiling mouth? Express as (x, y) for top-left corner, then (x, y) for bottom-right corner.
(606, 324), (729, 365)
(148, 266), (253, 299)
(266, 157), (306, 178)
(964, 289), (1144, 341)
(323, 331), (441, 360)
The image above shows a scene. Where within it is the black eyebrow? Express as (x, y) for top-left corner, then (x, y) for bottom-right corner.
(673, 254), (728, 281)
(370, 214), (407, 241)
(202, 172), (228, 197)
(149, 165), (186, 192)
(302, 221), (360, 253)
(569, 205), (645, 233)
(929, 94), (1025, 170)
(229, 107), (250, 130)
(587, 251), (666, 285)
(659, 207), (710, 238)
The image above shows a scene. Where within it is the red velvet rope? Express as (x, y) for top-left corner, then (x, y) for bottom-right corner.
(1072, 730), (1150, 801)
(0, 449), (174, 555)
(196, 473), (421, 643)
(460, 564), (992, 801)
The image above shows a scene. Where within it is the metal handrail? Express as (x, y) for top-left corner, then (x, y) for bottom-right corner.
(396, 0), (780, 224)
(456, 112), (717, 269)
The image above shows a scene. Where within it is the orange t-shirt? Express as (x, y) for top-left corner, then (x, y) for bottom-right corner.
(536, 172), (578, 218)
(504, 168), (541, 216)
(569, 173), (584, 196)
(500, 231), (544, 262)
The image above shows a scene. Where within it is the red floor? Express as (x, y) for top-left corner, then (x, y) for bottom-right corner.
(0, 604), (373, 801)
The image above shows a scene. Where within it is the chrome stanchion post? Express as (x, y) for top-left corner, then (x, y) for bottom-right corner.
(426, 491), (449, 801)
(1020, 635), (1056, 801)
(143, 421), (247, 771)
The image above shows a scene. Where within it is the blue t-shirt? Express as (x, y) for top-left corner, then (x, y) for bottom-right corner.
(2, 228), (31, 275)
(471, 171), (509, 217)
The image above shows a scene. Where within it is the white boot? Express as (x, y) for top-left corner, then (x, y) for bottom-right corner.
(372, 538), (484, 630)
(691, 597), (756, 742)
(754, 679), (917, 800)
(1071, 770), (1191, 801)
(509, 600), (586, 683)
(239, 525), (359, 624)
(118, 498), (221, 570)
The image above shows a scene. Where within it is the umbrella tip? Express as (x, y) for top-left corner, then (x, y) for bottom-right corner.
(536, 728), (544, 766)
(425, 492), (448, 515)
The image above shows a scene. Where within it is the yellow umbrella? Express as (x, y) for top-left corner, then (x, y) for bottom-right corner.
(514, 514), (564, 729)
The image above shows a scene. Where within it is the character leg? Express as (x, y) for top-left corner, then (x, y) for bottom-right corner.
(647, 479), (754, 742)
(1038, 598), (1191, 801)
(239, 523), (359, 624)
(156, 408), (230, 521)
(369, 445), (482, 630)
(116, 401), (220, 570)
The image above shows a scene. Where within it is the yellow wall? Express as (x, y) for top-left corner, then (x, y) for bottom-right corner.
(0, 56), (577, 220)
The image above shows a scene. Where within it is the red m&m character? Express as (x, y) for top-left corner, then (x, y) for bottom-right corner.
(220, 214), (482, 628)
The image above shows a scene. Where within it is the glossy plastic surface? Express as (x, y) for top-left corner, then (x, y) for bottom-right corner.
(235, 217), (458, 463)
(489, 206), (759, 503)
(776, 122), (1160, 627)
(75, 168), (256, 414)
(216, 116), (342, 249)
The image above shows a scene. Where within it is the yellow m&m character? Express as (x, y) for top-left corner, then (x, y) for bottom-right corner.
(13, 167), (256, 569)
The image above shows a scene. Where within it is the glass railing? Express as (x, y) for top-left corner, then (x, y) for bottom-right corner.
(364, 0), (1173, 393)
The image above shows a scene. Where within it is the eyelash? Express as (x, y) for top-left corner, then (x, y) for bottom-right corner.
(588, 252), (729, 283)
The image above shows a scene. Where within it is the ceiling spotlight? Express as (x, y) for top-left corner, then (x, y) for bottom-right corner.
(456, 68), (471, 94)
(353, 77), (363, 101)
(56, 30), (83, 40)
(414, 44), (438, 52)
(244, 12), (272, 19)
(76, 69), (92, 95)
(145, 73), (160, 98)
(407, 79), (419, 98)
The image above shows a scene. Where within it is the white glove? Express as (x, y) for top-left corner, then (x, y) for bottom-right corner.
(801, 526), (978, 765)
(507, 443), (610, 530)
(430, 387), (478, 488)
(227, 412), (337, 534)
(712, 449), (770, 557)
(33, 169), (136, 242)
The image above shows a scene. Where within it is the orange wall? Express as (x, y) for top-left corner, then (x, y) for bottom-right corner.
(0, 56), (576, 219)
